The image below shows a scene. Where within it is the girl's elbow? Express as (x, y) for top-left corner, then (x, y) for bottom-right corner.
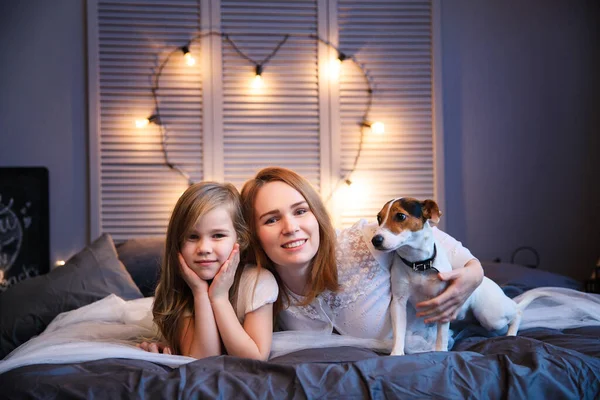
(241, 347), (269, 361)
(258, 343), (272, 360)
(247, 345), (270, 361)
(185, 349), (222, 359)
(250, 352), (269, 361)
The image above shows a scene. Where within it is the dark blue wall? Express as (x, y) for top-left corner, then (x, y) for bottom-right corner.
(441, 0), (599, 279)
(0, 0), (88, 265)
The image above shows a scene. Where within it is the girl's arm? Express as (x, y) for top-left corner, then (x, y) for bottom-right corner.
(176, 253), (222, 358)
(415, 228), (484, 323)
(208, 246), (274, 360)
(210, 299), (273, 360)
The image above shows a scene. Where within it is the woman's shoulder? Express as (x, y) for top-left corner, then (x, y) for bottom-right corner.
(430, 226), (476, 267)
(336, 219), (390, 261)
(431, 225), (462, 247)
(335, 218), (375, 236)
(335, 218), (379, 247)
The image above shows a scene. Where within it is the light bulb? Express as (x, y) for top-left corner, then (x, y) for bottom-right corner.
(348, 180), (365, 196)
(55, 260), (66, 267)
(135, 118), (150, 128)
(252, 65), (264, 89)
(184, 52), (196, 66)
(135, 114), (158, 128)
(252, 74), (263, 89)
(181, 46), (195, 66)
(370, 121), (385, 135)
(329, 58), (341, 79)
(335, 178), (368, 212)
(329, 51), (347, 79)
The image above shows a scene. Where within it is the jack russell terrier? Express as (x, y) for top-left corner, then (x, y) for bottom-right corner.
(371, 197), (540, 356)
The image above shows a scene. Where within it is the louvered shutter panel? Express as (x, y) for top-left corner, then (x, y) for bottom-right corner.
(336, 0), (434, 227)
(92, 0), (203, 240)
(89, 0), (438, 237)
(220, 0), (321, 188)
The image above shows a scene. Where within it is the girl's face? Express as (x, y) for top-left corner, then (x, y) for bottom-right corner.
(254, 181), (320, 274)
(180, 206), (237, 281)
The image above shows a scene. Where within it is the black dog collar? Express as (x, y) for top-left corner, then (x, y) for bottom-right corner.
(399, 244), (438, 272)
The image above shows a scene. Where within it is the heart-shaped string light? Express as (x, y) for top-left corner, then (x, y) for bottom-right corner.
(136, 31), (384, 196)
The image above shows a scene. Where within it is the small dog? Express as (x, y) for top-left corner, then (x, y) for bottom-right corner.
(372, 197), (536, 356)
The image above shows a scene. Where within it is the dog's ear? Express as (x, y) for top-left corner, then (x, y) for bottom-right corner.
(421, 199), (441, 224)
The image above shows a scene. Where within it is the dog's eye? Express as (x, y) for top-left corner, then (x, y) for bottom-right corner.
(377, 215), (382, 225)
(394, 213), (406, 222)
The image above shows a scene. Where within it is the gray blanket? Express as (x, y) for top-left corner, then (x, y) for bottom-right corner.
(1, 326), (599, 399)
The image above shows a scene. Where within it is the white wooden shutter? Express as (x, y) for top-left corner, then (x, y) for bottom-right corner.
(88, 0), (438, 237)
(336, 0), (434, 227)
(219, 0), (321, 188)
(89, 0), (204, 240)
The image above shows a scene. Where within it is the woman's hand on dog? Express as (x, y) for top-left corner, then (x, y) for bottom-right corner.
(415, 259), (484, 323)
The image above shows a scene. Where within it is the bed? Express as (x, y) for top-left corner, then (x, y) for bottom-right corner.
(0, 234), (599, 399)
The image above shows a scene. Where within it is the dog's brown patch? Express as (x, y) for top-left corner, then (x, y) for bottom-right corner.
(378, 197), (443, 233)
(381, 198), (425, 234)
(376, 199), (395, 226)
(421, 199), (442, 224)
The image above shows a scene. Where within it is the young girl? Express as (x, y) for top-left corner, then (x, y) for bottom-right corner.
(151, 182), (278, 360)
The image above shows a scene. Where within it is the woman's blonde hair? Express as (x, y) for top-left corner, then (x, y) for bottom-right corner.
(152, 182), (250, 355)
(240, 167), (338, 316)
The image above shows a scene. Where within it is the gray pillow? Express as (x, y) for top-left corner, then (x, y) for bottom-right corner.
(116, 237), (164, 297)
(482, 261), (583, 294)
(0, 233), (142, 359)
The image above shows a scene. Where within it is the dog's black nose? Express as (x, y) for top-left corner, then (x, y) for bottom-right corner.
(371, 235), (384, 248)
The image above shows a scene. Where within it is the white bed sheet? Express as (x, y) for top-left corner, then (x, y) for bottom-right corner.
(1, 287), (599, 375)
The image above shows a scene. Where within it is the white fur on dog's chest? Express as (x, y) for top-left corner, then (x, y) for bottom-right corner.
(391, 257), (447, 303)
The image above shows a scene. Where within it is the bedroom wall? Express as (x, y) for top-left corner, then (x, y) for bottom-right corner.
(0, 0), (597, 281)
(0, 0), (88, 267)
(440, 0), (599, 280)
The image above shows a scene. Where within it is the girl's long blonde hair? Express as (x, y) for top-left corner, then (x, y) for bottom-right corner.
(240, 167), (339, 317)
(152, 182), (250, 355)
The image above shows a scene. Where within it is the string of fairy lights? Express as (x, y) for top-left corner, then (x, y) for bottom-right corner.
(135, 31), (385, 199)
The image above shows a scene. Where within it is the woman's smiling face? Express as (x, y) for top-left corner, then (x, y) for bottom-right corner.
(253, 181), (320, 274)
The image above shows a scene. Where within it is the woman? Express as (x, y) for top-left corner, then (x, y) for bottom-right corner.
(240, 166), (483, 348)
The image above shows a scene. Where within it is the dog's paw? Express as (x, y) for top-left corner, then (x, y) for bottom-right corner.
(390, 349), (405, 356)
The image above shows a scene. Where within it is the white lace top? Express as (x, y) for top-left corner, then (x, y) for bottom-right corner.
(277, 219), (476, 340)
(234, 265), (278, 324)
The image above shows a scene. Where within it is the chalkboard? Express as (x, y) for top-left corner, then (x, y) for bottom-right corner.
(0, 167), (49, 292)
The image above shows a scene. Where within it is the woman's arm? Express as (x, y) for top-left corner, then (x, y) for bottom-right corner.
(415, 228), (484, 323)
(416, 259), (483, 323)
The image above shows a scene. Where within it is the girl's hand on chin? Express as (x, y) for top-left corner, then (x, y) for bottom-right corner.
(178, 253), (209, 295)
(208, 244), (240, 303)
